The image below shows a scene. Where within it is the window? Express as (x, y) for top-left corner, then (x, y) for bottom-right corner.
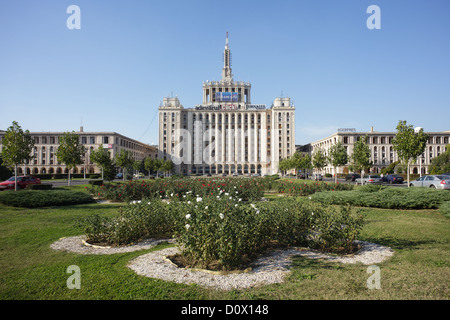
(90, 137), (95, 144)
(81, 137), (87, 144)
(103, 136), (109, 144)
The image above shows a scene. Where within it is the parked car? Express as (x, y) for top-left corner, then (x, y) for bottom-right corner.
(251, 173), (261, 177)
(311, 173), (323, 181)
(232, 172), (239, 177)
(0, 176), (41, 190)
(115, 173), (123, 179)
(355, 174), (383, 185)
(345, 173), (360, 181)
(383, 174), (404, 184)
(409, 175), (450, 189)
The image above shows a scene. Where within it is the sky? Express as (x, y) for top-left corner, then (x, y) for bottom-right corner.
(0, 0), (449, 146)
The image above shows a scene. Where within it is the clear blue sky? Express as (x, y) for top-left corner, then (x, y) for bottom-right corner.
(1, 0), (449, 146)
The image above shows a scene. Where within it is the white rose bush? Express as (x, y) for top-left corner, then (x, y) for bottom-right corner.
(79, 177), (365, 271)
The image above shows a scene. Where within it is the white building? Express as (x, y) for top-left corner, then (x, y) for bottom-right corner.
(310, 127), (450, 176)
(159, 33), (295, 175)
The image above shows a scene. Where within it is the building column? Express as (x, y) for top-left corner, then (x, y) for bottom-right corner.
(247, 112), (252, 169)
(214, 113), (220, 169)
(261, 112), (267, 172)
(241, 114), (246, 166)
(234, 112), (239, 170)
(221, 113), (226, 165)
(254, 113), (258, 165)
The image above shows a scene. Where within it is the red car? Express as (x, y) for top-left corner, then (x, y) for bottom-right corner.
(0, 176), (41, 190)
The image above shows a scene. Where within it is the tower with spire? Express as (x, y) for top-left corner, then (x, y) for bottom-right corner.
(222, 32), (233, 81)
(201, 32), (252, 105)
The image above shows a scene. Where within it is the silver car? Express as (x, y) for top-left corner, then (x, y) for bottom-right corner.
(409, 175), (450, 189)
(355, 174), (383, 185)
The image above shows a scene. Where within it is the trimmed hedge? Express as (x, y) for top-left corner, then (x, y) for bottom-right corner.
(310, 186), (450, 209)
(25, 184), (53, 190)
(439, 201), (450, 218)
(0, 189), (94, 208)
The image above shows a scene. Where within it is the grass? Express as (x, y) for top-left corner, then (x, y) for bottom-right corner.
(0, 186), (449, 300)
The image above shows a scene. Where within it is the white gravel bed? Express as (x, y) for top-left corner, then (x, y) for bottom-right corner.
(50, 235), (175, 255)
(50, 236), (393, 290)
(127, 240), (394, 290)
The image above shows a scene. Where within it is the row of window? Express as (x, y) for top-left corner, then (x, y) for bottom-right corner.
(162, 112), (292, 123)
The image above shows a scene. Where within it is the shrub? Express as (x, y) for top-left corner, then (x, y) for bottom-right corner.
(90, 177), (265, 203)
(88, 180), (104, 186)
(78, 195), (365, 271)
(77, 200), (180, 246)
(25, 184), (53, 190)
(274, 180), (353, 196)
(439, 201), (450, 218)
(311, 187), (450, 209)
(0, 190), (94, 208)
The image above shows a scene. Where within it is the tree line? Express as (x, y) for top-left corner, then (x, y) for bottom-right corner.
(278, 120), (432, 186)
(0, 121), (174, 189)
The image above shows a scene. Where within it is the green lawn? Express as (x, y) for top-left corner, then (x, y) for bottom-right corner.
(0, 192), (448, 300)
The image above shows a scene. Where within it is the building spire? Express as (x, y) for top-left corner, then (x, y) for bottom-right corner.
(222, 32), (232, 81)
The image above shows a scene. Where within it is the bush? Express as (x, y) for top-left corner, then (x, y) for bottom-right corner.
(274, 180), (353, 196)
(77, 200), (179, 246)
(311, 187), (450, 209)
(0, 189), (94, 208)
(439, 201), (450, 218)
(88, 180), (104, 186)
(25, 183), (53, 190)
(78, 196), (365, 271)
(90, 177), (265, 203)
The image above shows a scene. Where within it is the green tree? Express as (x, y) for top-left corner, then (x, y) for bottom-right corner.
(312, 147), (328, 178)
(153, 158), (164, 177)
(56, 131), (87, 186)
(428, 144), (450, 174)
(278, 158), (292, 176)
(144, 157), (155, 177)
(289, 152), (312, 178)
(1, 121), (35, 191)
(115, 150), (134, 181)
(392, 120), (429, 186)
(299, 153), (313, 178)
(350, 135), (372, 181)
(162, 159), (175, 176)
(90, 145), (113, 180)
(327, 141), (349, 183)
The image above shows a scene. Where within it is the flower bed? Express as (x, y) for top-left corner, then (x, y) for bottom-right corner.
(77, 195), (364, 271)
(89, 177), (265, 203)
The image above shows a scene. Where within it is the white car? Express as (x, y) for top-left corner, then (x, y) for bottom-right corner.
(409, 175), (450, 189)
(355, 174), (383, 185)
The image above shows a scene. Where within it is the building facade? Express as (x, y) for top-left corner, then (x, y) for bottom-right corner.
(159, 33), (295, 175)
(310, 127), (450, 176)
(0, 128), (158, 176)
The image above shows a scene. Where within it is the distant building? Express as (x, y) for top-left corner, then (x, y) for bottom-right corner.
(0, 127), (158, 176)
(310, 127), (450, 176)
(158, 33), (295, 175)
